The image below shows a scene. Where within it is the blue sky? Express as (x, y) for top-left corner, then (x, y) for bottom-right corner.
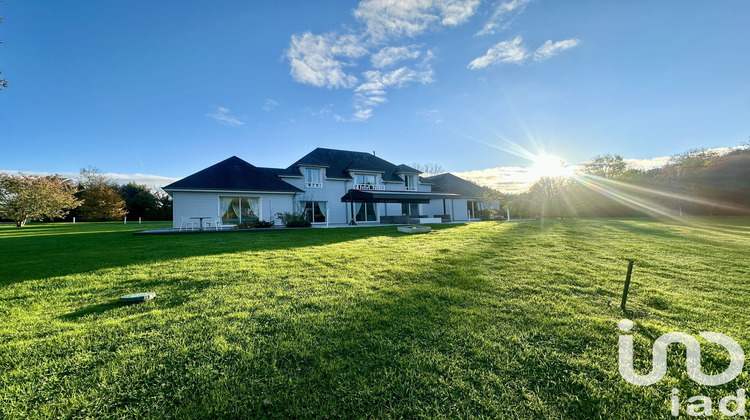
(1, 1), (748, 190)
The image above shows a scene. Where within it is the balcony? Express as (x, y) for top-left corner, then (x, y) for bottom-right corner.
(354, 183), (385, 190)
(305, 182), (323, 188)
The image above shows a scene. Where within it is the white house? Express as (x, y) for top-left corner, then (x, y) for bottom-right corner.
(163, 148), (497, 228)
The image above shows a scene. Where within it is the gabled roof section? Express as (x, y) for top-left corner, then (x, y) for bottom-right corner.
(394, 164), (422, 174)
(287, 148), (413, 182)
(420, 173), (493, 199)
(163, 156), (303, 193)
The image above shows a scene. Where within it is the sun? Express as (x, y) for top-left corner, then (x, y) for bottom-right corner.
(529, 154), (576, 180)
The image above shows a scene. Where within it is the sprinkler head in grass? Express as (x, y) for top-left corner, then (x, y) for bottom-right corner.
(120, 292), (156, 303)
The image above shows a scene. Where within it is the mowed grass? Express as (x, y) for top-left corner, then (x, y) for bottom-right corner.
(1, 219), (750, 419)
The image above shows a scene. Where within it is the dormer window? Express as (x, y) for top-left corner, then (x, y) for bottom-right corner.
(354, 174), (384, 190)
(304, 168), (323, 188)
(404, 175), (417, 191)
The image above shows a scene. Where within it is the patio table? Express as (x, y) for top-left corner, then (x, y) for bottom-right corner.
(190, 216), (212, 231)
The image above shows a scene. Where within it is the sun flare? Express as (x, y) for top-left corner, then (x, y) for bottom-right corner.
(529, 154), (576, 180)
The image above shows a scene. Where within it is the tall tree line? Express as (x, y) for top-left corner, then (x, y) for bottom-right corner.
(506, 144), (750, 219)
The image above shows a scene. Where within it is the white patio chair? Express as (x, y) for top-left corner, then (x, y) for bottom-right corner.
(204, 217), (214, 230)
(214, 217), (226, 231)
(179, 216), (196, 231)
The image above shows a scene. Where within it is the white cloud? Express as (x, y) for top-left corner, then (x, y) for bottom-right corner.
(371, 45), (422, 68)
(467, 36), (527, 69)
(468, 36), (579, 69)
(0, 170), (178, 190)
(206, 107), (245, 127)
(476, 0), (533, 36)
(286, 32), (367, 89)
(354, 0), (480, 41)
(262, 99), (279, 111)
(532, 38), (580, 62)
(352, 66), (434, 121)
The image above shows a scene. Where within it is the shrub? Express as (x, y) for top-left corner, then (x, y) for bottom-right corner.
(276, 212), (311, 228)
(232, 220), (275, 229)
(475, 208), (498, 221)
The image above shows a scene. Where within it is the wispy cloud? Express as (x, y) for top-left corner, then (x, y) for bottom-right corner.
(286, 32), (367, 89)
(468, 36), (579, 70)
(206, 106), (245, 127)
(354, 0), (480, 41)
(416, 108), (443, 123)
(371, 45), (422, 68)
(468, 36), (527, 69)
(532, 38), (580, 62)
(262, 99), (279, 111)
(476, 0), (533, 36)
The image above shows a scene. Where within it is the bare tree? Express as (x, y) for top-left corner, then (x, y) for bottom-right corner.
(410, 162), (445, 176)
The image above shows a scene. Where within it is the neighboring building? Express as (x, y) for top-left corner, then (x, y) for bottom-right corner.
(163, 148), (496, 228)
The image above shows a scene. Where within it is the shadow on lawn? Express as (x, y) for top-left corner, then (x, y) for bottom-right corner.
(161, 226), (624, 419)
(2, 224), (463, 286)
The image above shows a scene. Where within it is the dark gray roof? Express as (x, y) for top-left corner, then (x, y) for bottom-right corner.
(164, 156), (303, 193)
(420, 173), (492, 199)
(287, 148), (418, 182)
(257, 167), (301, 177)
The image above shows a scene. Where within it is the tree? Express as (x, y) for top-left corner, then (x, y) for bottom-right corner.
(579, 154), (627, 179)
(79, 166), (113, 188)
(527, 176), (577, 219)
(410, 162), (445, 176)
(77, 185), (127, 221)
(0, 174), (81, 227)
(118, 183), (158, 220)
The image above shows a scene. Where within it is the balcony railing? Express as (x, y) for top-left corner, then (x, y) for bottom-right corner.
(354, 183), (385, 190)
(305, 182), (323, 188)
(405, 186), (417, 191)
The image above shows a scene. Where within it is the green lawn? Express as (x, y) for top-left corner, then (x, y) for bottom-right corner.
(1, 219), (749, 419)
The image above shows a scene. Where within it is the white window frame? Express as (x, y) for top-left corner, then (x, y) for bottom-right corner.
(404, 175), (417, 191)
(301, 201), (328, 224)
(304, 168), (323, 188)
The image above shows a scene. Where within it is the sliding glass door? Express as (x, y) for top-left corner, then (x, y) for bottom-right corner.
(220, 197), (260, 225)
(355, 202), (377, 222)
(302, 201), (327, 223)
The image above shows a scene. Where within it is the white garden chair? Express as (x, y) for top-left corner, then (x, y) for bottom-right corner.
(179, 216), (197, 231)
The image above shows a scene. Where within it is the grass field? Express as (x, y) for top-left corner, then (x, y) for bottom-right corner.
(1, 218), (749, 419)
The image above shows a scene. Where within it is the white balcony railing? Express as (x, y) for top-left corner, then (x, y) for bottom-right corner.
(305, 182), (323, 188)
(405, 186), (417, 191)
(355, 184), (385, 190)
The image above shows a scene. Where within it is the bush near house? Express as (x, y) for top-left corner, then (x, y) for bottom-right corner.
(276, 212), (312, 227)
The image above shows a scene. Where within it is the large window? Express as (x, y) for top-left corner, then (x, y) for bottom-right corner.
(401, 203), (420, 216)
(302, 201), (327, 223)
(355, 202), (377, 222)
(404, 175), (417, 191)
(220, 197), (260, 225)
(467, 200), (484, 219)
(304, 168), (323, 188)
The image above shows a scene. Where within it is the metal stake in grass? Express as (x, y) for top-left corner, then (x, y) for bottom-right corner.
(620, 260), (635, 311)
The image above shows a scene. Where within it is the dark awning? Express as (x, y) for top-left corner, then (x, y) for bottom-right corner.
(341, 189), (459, 203)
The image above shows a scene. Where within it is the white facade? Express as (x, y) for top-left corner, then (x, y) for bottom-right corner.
(171, 190), (296, 229)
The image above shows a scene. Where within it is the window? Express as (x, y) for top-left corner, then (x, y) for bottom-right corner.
(302, 201), (327, 223)
(304, 168), (322, 188)
(354, 174), (383, 190)
(466, 200), (483, 219)
(355, 202), (377, 222)
(220, 197), (260, 225)
(404, 175), (417, 191)
(401, 203), (420, 216)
